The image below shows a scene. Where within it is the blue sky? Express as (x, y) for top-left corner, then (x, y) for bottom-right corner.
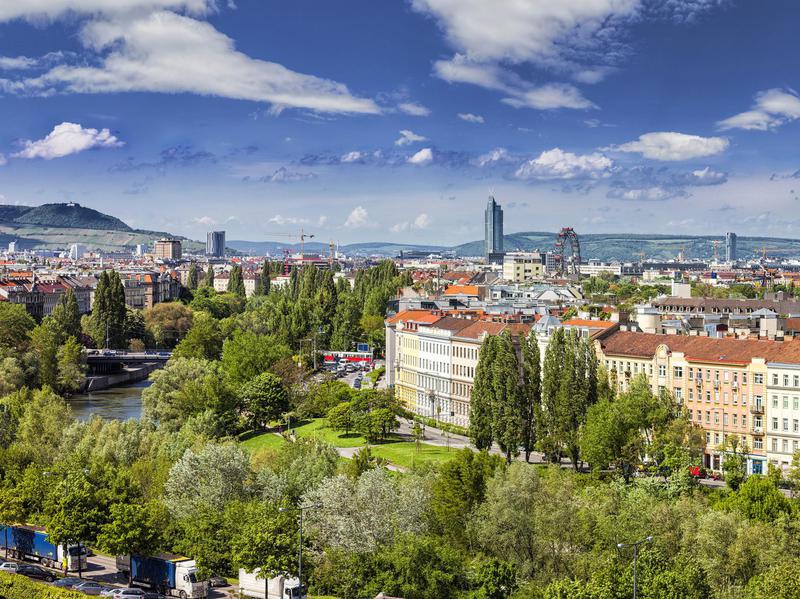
(0, 0), (798, 246)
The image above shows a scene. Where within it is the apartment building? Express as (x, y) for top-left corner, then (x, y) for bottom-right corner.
(766, 363), (800, 470)
(597, 330), (800, 474)
(502, 252), (544, 282)
(386, 310), (529, 428)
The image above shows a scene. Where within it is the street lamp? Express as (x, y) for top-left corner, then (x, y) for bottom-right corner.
(279, 503), (322, 596)
(617, 536), (652, 599)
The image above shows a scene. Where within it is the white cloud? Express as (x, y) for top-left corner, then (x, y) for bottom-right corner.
(407, 148), (433, 165)
(414, 213), (431, 229)
(0, 154), (7, 166)
(690, 166), (727, 184)
(611, 132), (729, 161)
(13, 122), (123, 160)
(718, 88), (800, 131)
(395, 129), (428, 146)
(0, 0), (214, 21)
(515, 148), (613, 180)
(434, 55), (596, 111)
(399, 102), (431, 116)
(502, 83), (596, 110)
(410, 0), (639, 67)
(340, 151), (365, 163)
(344, 206), (370, 228)
(269, 214), (309, 225)
(458, 112), (484, 123)
(607, 186), (687, 201)
(10, 11), (379, 115)
(0, 56), (39, 70)
(265, 167), (316, 183)
(192, 215), (216, 226)
(391, 212), (431, 233)
(474, 147), (513, 167)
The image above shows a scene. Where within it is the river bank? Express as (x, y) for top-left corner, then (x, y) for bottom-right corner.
(82, 363), (159, 393)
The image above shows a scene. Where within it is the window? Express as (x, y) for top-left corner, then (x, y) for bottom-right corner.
(772, 439), (778, 452)
(795, 397), (799, 410)
(714, 433), (720, 445)
(706, 391), (711, 402)
(783, 439), (789, 453)
(733, 393), (738, 404)
(795, 440), (799, 452)
(659, 365), (666, 377)
(795, 375), (799, 387)
(743, 373), (748, 384)
(714, 412), (720, 424)
(784, 396), (790, 409)
(755, 373), (764, 385)
(794, 419), (799, 433)
(743, 414), (747, 427)
(705, 411), (711, 423)
(674, 366), (683, 378)
(783, 418), (789, 432)
(688, 367), (694, 380)
(696, 410), (702, 421)
(785, 375), (790, 387)
(689, 388), (694, 400)
(723, 413), (729, 426)
(715, 370), (720, 382)
(706, 369), (711, 381)
(723, 392), (729, 403)
(772, 417), (779, 430)
(773, 374), (780, 385)
(674, 388), (683, 400)
(773, 395), (779, 408)
(733, 414), (738, 425)
(754, 438), (763, 450)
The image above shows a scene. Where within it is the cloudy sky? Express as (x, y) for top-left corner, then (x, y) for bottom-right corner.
(0, 0), (798, 245)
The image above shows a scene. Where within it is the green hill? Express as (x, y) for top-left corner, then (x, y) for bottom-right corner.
(4, 203), (132, 231)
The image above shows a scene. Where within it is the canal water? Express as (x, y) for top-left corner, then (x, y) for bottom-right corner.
(69, 380), (150, 421)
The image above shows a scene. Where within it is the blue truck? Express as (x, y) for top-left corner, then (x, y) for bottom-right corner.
(0, 524), (87, 571)
(120, 553), (207, 598)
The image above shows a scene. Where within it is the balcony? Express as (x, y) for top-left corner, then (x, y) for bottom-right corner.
(749, 404), (764, 415)
(752, 425), (764, 435)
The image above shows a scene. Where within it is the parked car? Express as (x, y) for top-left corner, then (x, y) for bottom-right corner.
(17, 564), (56, 582)
(74, 580), (106, 595)
(0, 561), (19, 573)
(142, 592), (167, 599)
(53, 577), (84, 589)
(208, 575), (228, 587)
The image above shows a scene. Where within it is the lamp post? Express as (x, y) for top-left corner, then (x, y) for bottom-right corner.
(617, 536), (652, 599)
(279, 503), (322, 597)
(43, 469), (89, 578)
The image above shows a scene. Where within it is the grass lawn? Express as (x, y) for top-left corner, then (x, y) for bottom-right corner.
(240, 418), (459, 469)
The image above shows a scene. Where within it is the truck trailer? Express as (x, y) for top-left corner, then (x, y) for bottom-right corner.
(127, 553), (208, 598)
(0, 524), (87, 571)
(238, 568), (305, 599)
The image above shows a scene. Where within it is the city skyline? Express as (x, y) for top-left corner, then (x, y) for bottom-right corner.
(0, 1), (798, 245)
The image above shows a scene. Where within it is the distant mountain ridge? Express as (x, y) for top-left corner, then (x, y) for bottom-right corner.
(3, 202), (799, 261)
(0, 203), (132, 231)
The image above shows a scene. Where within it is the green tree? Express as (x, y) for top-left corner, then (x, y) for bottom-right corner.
(470, 336), (497, 451)
(228, 264), (246, 297)
(327, 401), (354, 435)
(144, 303), (193, 349)
(521, 333), (541, 462)
(57, 336), (87, 395)
(29, 318), (63, 389)
(491, 333), (523, 464)
(173, 311), (224, 360)
(231, 501), (297, 580)
(51, 290), (82, 341)
(0, 302), (35, 349)
(472, 558), (517, 599)
(721, 435), (749, 491)
(238, 372), (290, 430)
(721, 474), (793, 523)
(221, 331), (291, 386)
(45, 473), (103, 574)
(0, 356), (25, 396)
(91, 270), (127, 349)
(187, 263), (199, 290)
(97, 503), (160, 581)
(205, 265), (215, 288)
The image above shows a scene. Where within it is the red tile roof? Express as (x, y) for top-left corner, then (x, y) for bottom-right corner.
(599, 330), (800, 365)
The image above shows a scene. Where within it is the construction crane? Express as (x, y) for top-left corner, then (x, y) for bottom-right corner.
(262, 228), (315, 256)
(634, 250), (647, 264)
(757, 246), (782, 262)
(710, 240), (721, 263)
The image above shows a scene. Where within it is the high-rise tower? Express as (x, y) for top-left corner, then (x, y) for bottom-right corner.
(484, 195), (503, 258)
(725, 232), (737, 262)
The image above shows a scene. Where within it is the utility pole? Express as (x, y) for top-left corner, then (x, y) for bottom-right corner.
(617, 536), (652, 599)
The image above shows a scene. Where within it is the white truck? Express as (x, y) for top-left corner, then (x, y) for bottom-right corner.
(118, 554), (208, 598)
(238, 568), (305, 599)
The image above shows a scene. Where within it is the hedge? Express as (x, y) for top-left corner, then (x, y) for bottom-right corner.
(0, 571), (85, 599)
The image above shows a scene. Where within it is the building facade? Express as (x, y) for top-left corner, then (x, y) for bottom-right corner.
(725, 232), (737, 262)
(502, 252), (543, 282)
(154, 238), (182, 261)
(206, 231), (226, 258)
(765, 363), (800, 471)
(484, 195), (503, 258)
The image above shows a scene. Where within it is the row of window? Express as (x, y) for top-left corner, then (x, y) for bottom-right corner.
(771, 417), (800, 433)
(771, 395), (800, 410)
(681, 387), (754, 406)
(772, 373), (800, 388)
(772, 438), (800, 454)
(694, 410), (748, 428)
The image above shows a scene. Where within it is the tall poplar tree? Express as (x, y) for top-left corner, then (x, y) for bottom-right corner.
(228, 264), (245, 297)
(521, 332), (541, 462)
(187, 263), (199, 290)
(491, 333), (523, 464)
(260, 260), (271, 296)
(470, 335), (497, 451)
(539, 327), (566, 461)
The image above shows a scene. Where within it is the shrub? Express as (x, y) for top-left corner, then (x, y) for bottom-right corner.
(0, 572), (85, 599)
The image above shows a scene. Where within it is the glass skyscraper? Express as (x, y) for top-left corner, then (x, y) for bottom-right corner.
(485, 195), (503, 257)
